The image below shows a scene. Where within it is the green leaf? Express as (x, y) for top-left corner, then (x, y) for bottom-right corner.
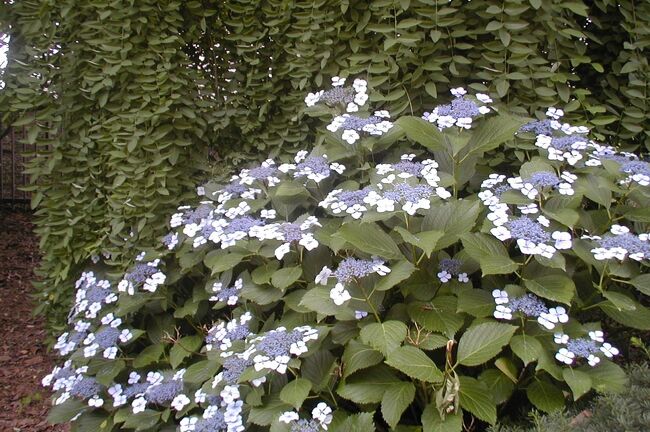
(337, 366), (400, 403)
(409, 297), (465, 338)
(342, 340), (384, 378)
(133, 343), (165, 368)
(510, 335), (543, 366)
(360, 320), (408, 356)
(395, 227), (444, 258)
(336, 222), (403, 260)
(333, 412), (376, 431)
(280, 378), (312, 410)
(271, 267), (302, 291)
(563, 369), (592, 400)
(479, 369), (515, 405)
(170, 335), (203, 369)
(249, 395), (292, 426)
(601, 300), (650, 330)
(524, 274), (575, 304)
(47, 399), (87, 424)
(586, 360), (628, 393)
(630, 274), (650, 296)
(456, 288), (494, 318)
(375, 260), (416, 291)
(386, 346), (444, 383)
(184, 359), (221, 384)
(241, 279), (283, 305)
(422, 404), (463, 432)
(457, 322), (517, 366)
(602, 291), (637, 311)
(423, 200), (481, 248)
(381, 382), (416, 428)
(459, 376), (497, 424)
(526, 381), (565, 413)
(461, 233), (517, 275)
(465, 114), (528, 156)
(122, 410), (162, 431)
(396, 116), (446, 153)
(204, 250), (246, 274)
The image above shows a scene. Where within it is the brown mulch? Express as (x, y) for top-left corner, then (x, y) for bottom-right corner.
(0, 209), (68, 432)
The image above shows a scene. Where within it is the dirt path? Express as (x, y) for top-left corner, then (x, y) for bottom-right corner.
(0, 209), (68, 431)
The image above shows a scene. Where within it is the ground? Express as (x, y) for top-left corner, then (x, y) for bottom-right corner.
(0, 209), (68, 431)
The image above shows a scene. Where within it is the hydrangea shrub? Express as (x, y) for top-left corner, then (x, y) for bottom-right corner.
(44, 78), (649, 431)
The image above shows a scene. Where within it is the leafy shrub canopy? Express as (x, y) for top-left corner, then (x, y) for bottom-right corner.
(43, 80), (648, 431)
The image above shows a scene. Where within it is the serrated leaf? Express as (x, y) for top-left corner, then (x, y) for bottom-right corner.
(563, 369), (592, 400)
(395, 227), (444, 258)
(360, 320), (408, 356)
(459, 376), (497, 424)
(47, 399), (87, 424)
(423, 200), (480, 248)
(526, 381), (565, 412)
(457, 322), (517, 366)
(249, 395), (292, 426)
(602, 291), (637, 311)
(342, 340), (384, 378)
(461, 233), (518, 275)
(396, 116), (446, 153)
(170, 335), (203, 369)
(280, 378), (312, 409)
(630, 274), (650, 295)
(336, 222), (403, 260)
(271, 267), (302, 291)
(456, 288), (494, 317)
(386, 345), (444, 383)
(184, 359), (220, 384)
(337, 366), (400, 403)
(133, 343), (165, 368)
(479, 369), (515, 404)
(334, 412), (376, 431)
(524, 274), (575, 304)
(408, 297), (465, 338)
(204, 250), (246, 275)
(601, 300), (650, 330)
(381, 382), (416, 428)
(466, 114), (528, 156)
(586, 360), (628, 393)
(122, 410), (162, 431)
(510, 335), (543, 365)
(421, 403), (463, 431)
(375, 260), (416, 291)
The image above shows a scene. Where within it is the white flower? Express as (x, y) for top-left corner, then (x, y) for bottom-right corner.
(261, 209), (276, 219)
(600, 342), (619, 358)
(437, 270), (452, 283)
(589, 330), (604, 342)
(220, 385), (240, 404)
(610, 224), (630, 235)
(552, 231), (572, 249)
(355, 310), (368, 319)
(279, 411), (300, 424)
(587, 354), (601, 366)
(458, 273), (469, 283)
(312, 402), (333, 428)
(546, 107), (564, 120)
(491, 226), (512, 241)
(180, 416), (198, 432)
(354, 92), (368, 106)
(494, 305), (512, 320)
(451, 87), (467, 97)
(555, 348), (575, 365)
(353, 78), (367, 92)
(304, 91), (323, 107)
(456, 117), (472, 129)
(172, 394), (191, 411)
(476, 93), (493, 104)
(341, 129), (360, 145)
(274, 243), (291, 260)
(88, 396), (104, 407)
(132, 396), (147, 413)
(103, 347), (118, 359)
(331, 76), (346, 87)
(330, 283), (351, 305)
(554, 333), (569, 344)
(537, 215), (550, 227)
(492, 289), (509, 305)
(558, 183), (574, 195)
(346, 102), (359, 112)
(315, 266), (332, 285)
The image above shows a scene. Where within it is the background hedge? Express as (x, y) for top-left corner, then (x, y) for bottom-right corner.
(0, 0), (648, 327)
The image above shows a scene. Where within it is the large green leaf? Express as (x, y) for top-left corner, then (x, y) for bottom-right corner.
(510, 335), (543, 366)
(381, 382), (416, 429)
(465, 113), (528, 155)
(524, 274), (575, 304)
(395, 116), (446, 153)
(386, 345), (444, 383)
(47, 400), (87, 424)
(563, 368), (592, 400)
(421, 403), (463, 432)
(423, 200), (481, 248)
(336, 222), (403, 260)
(169, 335), (203, 369)
(600, 300), (650, 330)
(408, 297), (465, 338)
(457, 322), (517, 366)
(461, 232), (518, 276)
(342, 340), (384, 378)
(122, 410), (162, 431)
(459, 376), (497, 424)
(526, 381), (565, 412)
(337, 366), (400, 404)
(630, 274), (650, 296)
(271, 266), (302, 291)
(586, 360), (628, 393)
(360, 320), (408, 356)
(280, 378), (312, 409)
(374, 260), (416, 291)
(395, 227), (445, 258)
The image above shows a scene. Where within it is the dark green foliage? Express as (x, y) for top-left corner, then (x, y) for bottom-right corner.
(1, 0), (649, 325)
(491, 363), (650, 432)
